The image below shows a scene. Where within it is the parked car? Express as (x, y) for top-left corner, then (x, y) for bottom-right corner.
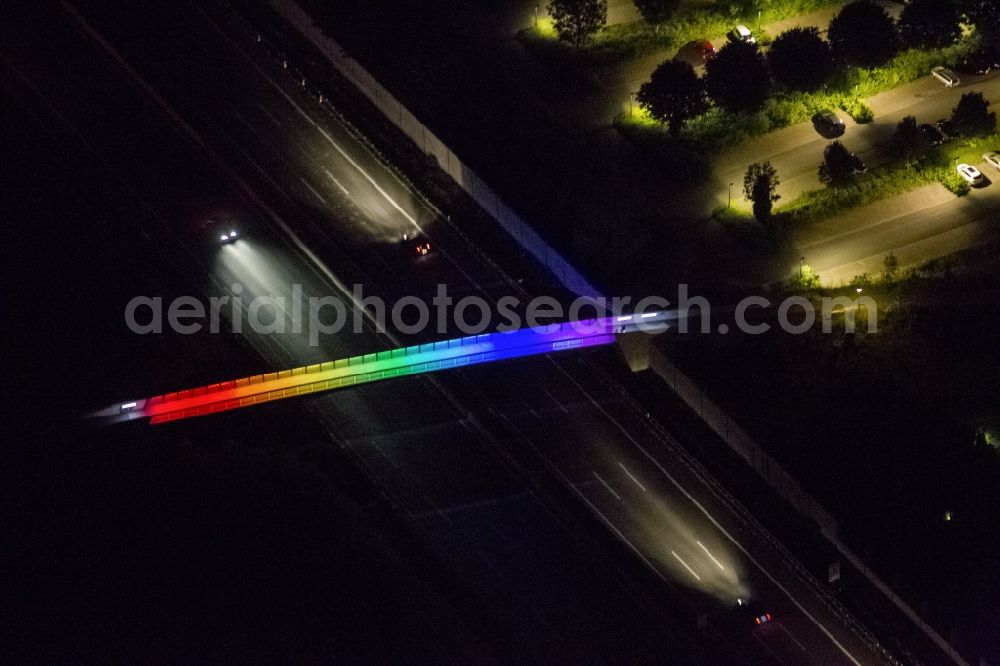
(957, 163), (984, 185)
(727, 24), (755, 45)
(983, 152), (1000, 170)
(676, 39), (717, 67)
(812, 110), (845, 137)
(931, 66), (960, 87)
(850, 153), (868, 174)
(919, 123), (946, 146)
(935, 118), (957, 141)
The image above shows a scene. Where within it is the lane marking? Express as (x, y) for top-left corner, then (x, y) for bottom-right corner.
(671, 550), (702, 582)
(754, 632), (789, 666)
(696, 540), (726, 571)
(593, 471), (621, 501)
(300, 176), (327, 204)
(548, 359), (866, 666)
(231, 108), (258, 135)
(370, 440), (398, 469)
(423, 494), (450, 523)
(254, 100), (282, 127)
(543, 388), (570, 414)
(323, 167), (349, 196)
(779, 623), (808, 652)
(574, 488), (666, 583)
(617, 461), (647, 492)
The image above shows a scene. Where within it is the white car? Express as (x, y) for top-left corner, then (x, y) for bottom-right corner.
(728, 25), (755, 45)
(957, 163), (984, 185)
(931, 66), (960, 87)
(983, 152), (1000, 170)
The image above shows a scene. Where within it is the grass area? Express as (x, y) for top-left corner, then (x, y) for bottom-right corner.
(520, 0), (841, 66)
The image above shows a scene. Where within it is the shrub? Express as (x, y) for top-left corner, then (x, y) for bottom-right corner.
(839, 98), (874, 123)
(942, 171), (971, 196)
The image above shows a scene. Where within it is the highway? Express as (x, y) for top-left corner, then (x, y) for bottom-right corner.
(0, 1), (928, 661)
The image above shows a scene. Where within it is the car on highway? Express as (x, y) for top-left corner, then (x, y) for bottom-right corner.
(676, 39), (716, 67)
(218, 228), (239, 244)
(919, 123), (946, 146)
(735, 598), (773, 627)
(402, 231), (432, 257)
(957, 163), (984, 185)
(983, 152), (1000, 170)
(727, 25), (755, 45)
(812, 110), (845, 138)
(931, 66), (960, 87)
(954, 49), (1000, 76)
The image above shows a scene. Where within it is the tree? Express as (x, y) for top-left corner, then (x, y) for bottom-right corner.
(705, 41), (772, 114)
(796, 264), (821, 289)
(767, 27), (834, 91)
(828, 0), (900, 68)
(744, 162), (780, 222)
(636, 59), (709, 134)
(548, 0), (607, 48)
(899, 0), (962, 49)
(961, 0), (1000, 44)
(633, 0), (680, 33)
(889, 115), (926, 162)
(950, 92), (997, 137)
(883, 252), (899, 282)
(819, 141), (860, 185)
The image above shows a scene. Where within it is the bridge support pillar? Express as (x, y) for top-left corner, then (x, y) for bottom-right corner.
(616, 332), (651, 372)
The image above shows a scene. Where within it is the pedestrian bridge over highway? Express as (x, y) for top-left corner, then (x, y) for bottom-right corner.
(88, 311), (671, 426)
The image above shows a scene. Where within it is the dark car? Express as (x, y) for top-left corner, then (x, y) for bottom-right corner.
(812, 110), (846, 138)
(850, 153), (868, 174)
(199, 218), (240, 245)
(919, 123), (946, 146)
(936, 118), (957, 141)
(401, 231), (432, 257)
(735, 598), (773, 627)
(954, 49), (1000, 76)
(676, 40), (716, 67)
(217, 227), (239, 245)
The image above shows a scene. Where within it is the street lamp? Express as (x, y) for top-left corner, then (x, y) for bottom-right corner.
(856, 287), (863, 313)
(534, 4), (539, 28)
(799, 257), (805, 282)
(629, 91), (636, 118)
(728, 182), (734, 208)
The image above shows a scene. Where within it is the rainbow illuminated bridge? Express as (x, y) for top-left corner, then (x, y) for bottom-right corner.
(88, 312), (671, 426)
